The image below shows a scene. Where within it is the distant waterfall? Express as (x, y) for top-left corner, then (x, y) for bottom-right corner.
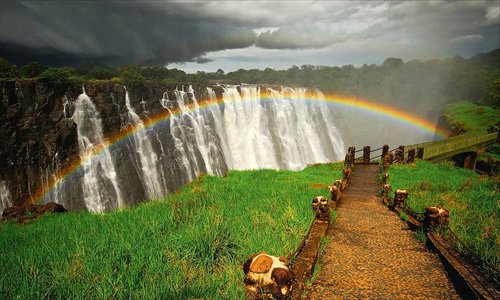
(40, 85), (345, 213)
(0, 181), (12, 215)
(72, 91), (124, 212)
(124, 89), (167, 199)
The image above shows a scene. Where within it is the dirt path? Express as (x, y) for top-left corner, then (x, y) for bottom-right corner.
(304, 164), (460, 299)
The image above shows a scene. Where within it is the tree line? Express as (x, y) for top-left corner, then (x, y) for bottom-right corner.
(0, 48), (498, 109)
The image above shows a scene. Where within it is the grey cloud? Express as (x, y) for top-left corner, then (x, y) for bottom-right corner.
(0, 1), (256, 66)
(255, 27), (341, 49)
(449, 34), (484, 44)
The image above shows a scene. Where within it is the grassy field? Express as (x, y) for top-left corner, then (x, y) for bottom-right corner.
(0, 163), (341, 299)
(387, 160), (499, 277)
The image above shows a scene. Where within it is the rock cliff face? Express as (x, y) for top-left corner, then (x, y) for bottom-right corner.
(0, 79), (224, 209)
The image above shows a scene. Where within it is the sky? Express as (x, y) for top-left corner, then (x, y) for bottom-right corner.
(1, 0), (499, 73)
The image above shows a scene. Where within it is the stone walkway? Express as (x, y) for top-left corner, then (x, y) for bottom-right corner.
(304, 164), (460, 299)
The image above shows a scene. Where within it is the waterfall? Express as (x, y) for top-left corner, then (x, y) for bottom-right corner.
(72, 91), (125, 212)
(166, 85), (227, 181)
(29, 85), (344, 213)
(124, 88), (167, 199)
(218, 86), (345, 170)
(0, 181), (12, 215)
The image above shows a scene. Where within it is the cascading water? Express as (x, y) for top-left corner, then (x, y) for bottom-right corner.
(165, 86), (228, 181)
(218, 86), (345, 170)
(72, 90), (124, 212)
(124, 88), (167, 199)
(32, 85), (344, 213)
(0, 181), (12, 215)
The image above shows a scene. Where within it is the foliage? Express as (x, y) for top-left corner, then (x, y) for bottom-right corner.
(388, 160), (499, 278)
(75, 63), (118, 80)
(39, 67), (75, 86)
(0, 163), (341, 299)
(0, 58), (17, 78)
(119, 65), (146, 87)
(19, 62), (48, 78)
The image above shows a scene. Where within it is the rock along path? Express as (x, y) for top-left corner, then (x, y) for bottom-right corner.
(304, 164), (460, 299)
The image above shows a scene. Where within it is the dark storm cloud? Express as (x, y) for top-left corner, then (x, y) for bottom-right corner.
(0, 1), (256, 66)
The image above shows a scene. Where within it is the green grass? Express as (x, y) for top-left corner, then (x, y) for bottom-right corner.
(0, 163), (341, 299)
(444, 101), (499, 134)
(388, 160), (499, 277)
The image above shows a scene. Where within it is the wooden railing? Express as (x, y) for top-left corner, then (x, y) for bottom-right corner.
(405, 131), (498, 161)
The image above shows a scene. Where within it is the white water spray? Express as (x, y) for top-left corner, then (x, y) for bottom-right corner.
(124, 88), (167, 199)
(218, 86), (344, 170)
(72, 90), (124, 212)
(0, 181), (12, 215)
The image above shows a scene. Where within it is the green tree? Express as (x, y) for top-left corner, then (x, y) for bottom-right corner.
(20, 62), (48, 78)
(0, 58), (17, 78)
(120, 65), (145, 87)
(39, 67), (76, 86)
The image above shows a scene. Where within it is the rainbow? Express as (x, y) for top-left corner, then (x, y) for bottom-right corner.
(28, 91), (450, 206)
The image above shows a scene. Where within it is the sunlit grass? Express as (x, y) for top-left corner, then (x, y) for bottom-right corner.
(444, 101), (499, 134)
(0, 163), (341, 299)
(388, 160), (499, 278)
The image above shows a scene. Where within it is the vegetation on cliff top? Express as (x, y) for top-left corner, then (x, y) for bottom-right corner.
(0, 163), (340, 299)
(444, 101), (499, 134)
(1, 48), (499, 109)
(388, 160), (499, 279)
(444, 101), (500, 162)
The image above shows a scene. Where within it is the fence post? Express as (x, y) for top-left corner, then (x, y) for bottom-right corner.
(383, 152), (393, 171)
(243, 253), (294, 299)
(393, 189), (408, 209)
(312, 196), (331, 222)
(416, 147), (424, 159)
(363, 145), (370, 164)
(423, 206), (449, 232)
(407, 149), (415, 163)
(345, 146), (355, 168)
(394, 145), (405, 163)
(382, 172), (389, 184)
(382, 144), (389, 158)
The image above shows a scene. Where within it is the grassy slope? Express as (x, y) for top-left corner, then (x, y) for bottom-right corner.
(444, 102), (500, 161)
(388, 160), (499, 276)
(444, 101), (499, 134)
(0, 163), (341, 299)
